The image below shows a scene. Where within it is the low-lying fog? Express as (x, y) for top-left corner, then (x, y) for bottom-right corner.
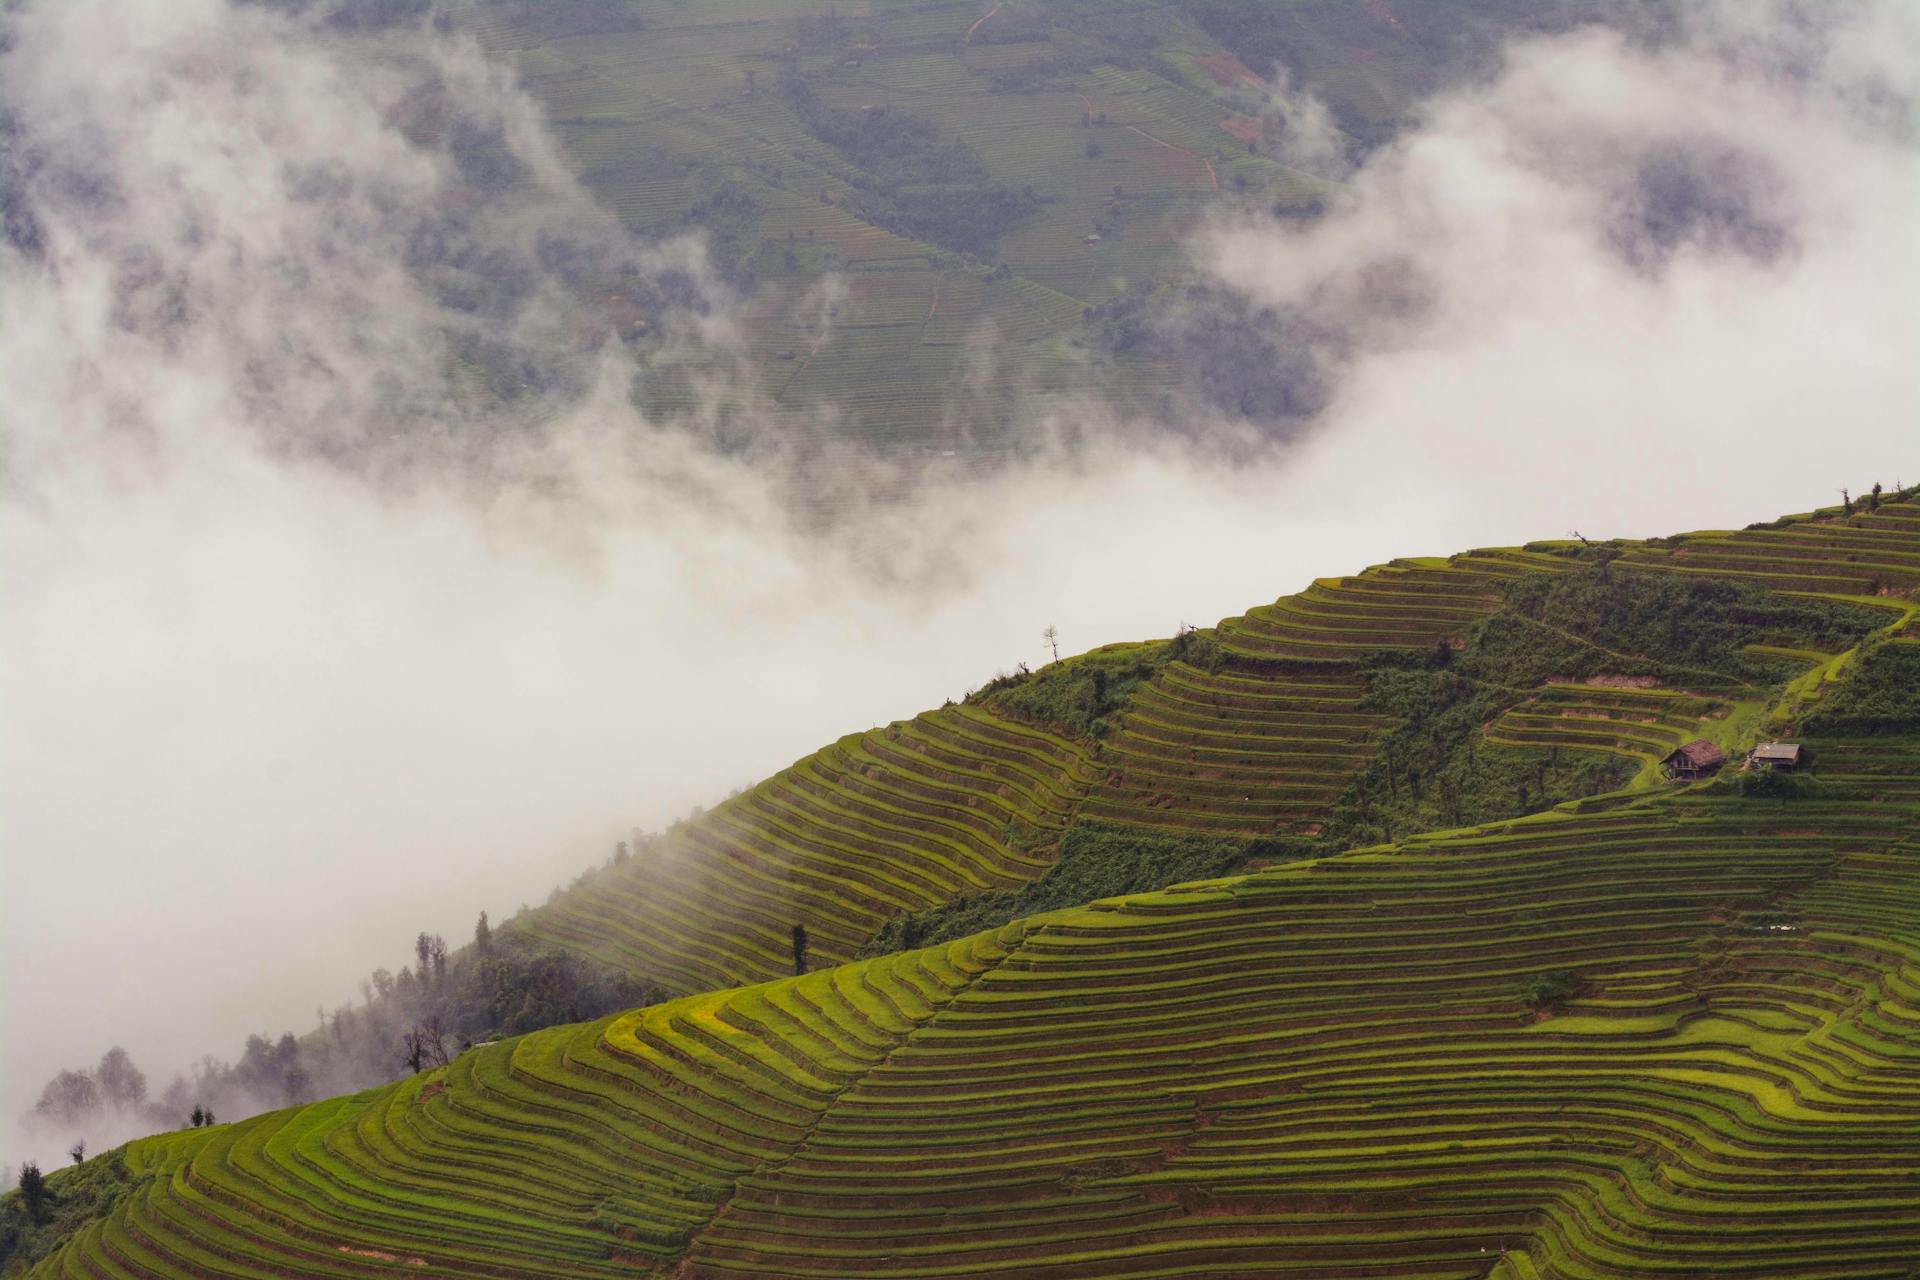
(2, 0), (1915, 1170)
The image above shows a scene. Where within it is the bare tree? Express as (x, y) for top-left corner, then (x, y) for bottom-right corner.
(97, 1046), (147, 1109)
(34, 1068), (101, 1127)
(69, 1140), (86, 1165)
(403, 1018), (453, 1073)
(1042, 624), (1059, 662)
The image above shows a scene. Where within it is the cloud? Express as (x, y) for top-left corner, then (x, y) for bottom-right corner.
(1196, 0), (1919, 529)
(2, 0), (1917, 1173)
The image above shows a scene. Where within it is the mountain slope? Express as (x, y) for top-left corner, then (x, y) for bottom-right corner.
(513, 497), (1920, 993)
(18, 492), (1920, 1277)
(24, 751), (1920, 1277)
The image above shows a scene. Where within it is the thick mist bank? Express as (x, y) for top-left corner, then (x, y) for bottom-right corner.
(3, 0), (1918, 1171)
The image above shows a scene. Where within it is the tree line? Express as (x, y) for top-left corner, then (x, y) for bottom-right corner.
(20, 868), (659, 1171)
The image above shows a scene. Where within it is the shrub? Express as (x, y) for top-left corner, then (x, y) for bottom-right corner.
(1734, 768), (1821, 800)
(1801, 643), (1920, 735)
(1524, 969), (1584, 1014)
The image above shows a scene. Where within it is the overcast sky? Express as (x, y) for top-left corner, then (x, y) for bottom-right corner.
(2, 0), (1916, 1169)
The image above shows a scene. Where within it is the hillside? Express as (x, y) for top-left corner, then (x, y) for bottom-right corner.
(462, 0), (1638, 448)
(14, 675), (1920, 1274)
(12, 490), (1916, 1276)
(517, 493), (1920, 992)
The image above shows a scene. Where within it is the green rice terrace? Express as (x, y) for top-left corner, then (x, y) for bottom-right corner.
(11, 491), (1920, 1278)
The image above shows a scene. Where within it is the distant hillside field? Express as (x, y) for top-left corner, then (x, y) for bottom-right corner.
(462, 0), (1635, 449)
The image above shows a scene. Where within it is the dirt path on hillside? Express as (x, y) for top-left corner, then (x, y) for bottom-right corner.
(965, 2), (1001, 44)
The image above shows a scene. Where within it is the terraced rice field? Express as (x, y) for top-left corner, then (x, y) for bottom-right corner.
(41, 787), (1920, 1279)
(1218, 551), (1571, 664)
(522, 705), (1098, 992)
(1804, 735), (1920, 803)
(1617, 504), (1920, 596)
(1486, 686), (1724, 764)
(1084, 664), (1389, 837)
(525, 505), (1920, 990)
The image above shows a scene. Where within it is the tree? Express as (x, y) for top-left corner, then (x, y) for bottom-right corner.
(1841, 487), (1853, 515)
(791, 923), (809, 976)
(1525, 969), (1584, 1014)
(475, 910), (492, 953)
(1042, 624), (1059, 662)
(1870, 481), (1883, 511)
(34, 1068), (101, 1127)
(68, 1140), (86, 1166)
(96, 1046), (148, 1110)
(276, 1032), (310, 1105)
(429, 935), (449, 983)
(403, 1019), (452, 1073)
(416, 931), (434, 978)
(190, 1105), (206, 1128)
(17, 1162), (48, 1224)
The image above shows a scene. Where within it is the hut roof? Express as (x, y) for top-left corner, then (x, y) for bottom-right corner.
(1751, 742), (1803, 762)
(1665, 739), (1727, 768)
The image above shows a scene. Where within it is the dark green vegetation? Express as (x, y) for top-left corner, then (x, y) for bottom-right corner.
(15, 488), (1920, 1278)
(1327, 568), (1886, 844)
(859, 818), (1308, 954)
(1489, 566), (1883, 685)
(0, 1151), (138, 1276)
(462, 0), (1642, 445)
(1803, 639), (1920, 735)
(972, 626), (1221, 738)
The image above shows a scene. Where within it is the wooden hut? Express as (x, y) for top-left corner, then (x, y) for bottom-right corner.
(1662, 739), (1727, 780)
(1747, 742), (1806, 771)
